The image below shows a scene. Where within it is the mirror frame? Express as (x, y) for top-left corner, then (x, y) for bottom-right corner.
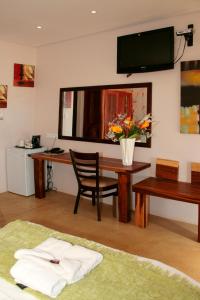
(58, 82), (152, 148)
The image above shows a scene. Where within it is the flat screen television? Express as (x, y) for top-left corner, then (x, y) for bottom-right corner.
(117, 26), (174, 74)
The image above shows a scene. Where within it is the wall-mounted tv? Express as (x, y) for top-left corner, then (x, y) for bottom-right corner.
(117, 26), (174, 74)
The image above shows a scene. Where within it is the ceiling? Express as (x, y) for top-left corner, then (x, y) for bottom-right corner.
(0, 0), (200, 47)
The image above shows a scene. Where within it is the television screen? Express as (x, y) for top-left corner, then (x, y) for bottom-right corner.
(117, 26), (174, 74)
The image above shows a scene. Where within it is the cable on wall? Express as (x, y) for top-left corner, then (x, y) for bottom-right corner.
(46, 161), (53, 191)
(174, 38), (187, 65)
(174, 24), (194, 65)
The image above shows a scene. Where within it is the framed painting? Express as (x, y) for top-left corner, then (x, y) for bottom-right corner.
(180, 60), (200, 134)
(0, 85), (8, 108)
(13, 63), (35, 87)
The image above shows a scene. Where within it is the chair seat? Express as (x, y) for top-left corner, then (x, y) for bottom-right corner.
(81, 176), (118, 188)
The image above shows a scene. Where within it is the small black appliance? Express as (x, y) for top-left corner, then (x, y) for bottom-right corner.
(32, 135), (41, 148)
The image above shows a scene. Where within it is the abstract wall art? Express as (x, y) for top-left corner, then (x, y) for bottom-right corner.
(0, 85), (8, 108)
(14, 63), (35, 87)
(180, 60), (200, 134)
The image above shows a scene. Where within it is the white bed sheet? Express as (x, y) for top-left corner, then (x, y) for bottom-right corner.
(0, 255), (200, 300)
(0, 277), (37, 300)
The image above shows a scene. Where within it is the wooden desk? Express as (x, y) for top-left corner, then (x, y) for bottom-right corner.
(31, 152), (151, 223)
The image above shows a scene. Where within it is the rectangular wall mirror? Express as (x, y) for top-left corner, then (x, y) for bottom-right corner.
(58, 82), (152, 147)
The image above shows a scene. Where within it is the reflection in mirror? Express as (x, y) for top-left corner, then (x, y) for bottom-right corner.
(58, 83), (152, 147)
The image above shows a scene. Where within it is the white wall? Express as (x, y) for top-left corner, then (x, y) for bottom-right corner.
(35, 11), (200, 224)
(0, 41), (36, 192)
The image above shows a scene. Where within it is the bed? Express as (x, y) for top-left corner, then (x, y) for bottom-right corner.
(0, 220), (200, 300)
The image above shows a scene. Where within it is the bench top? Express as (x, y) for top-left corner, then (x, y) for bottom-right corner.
(132, 177), (200, 204)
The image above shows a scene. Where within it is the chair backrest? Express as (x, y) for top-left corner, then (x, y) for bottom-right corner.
(191, 162), (200, 184)
(69, 149), (99, 188)
(156, 158), (179, 181)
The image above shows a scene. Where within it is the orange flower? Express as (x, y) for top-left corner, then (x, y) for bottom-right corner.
(124, 117), (133, 128)
(111, 125), (123, 133)
(125, 116), (131, 121)
(140, 120), (150, 129)
(106, 113), (152, 142)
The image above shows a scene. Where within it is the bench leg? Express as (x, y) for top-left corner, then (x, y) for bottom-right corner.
(198, 204), (200, 242)
(135, 193), (149, 228)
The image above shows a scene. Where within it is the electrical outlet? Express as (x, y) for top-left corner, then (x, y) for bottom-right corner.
(46, 133), (58, 139)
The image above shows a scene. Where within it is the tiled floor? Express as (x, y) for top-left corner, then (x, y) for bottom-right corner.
(0, 190), (200, 282)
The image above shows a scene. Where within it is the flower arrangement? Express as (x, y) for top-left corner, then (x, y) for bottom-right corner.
(106, 113), (152, 142)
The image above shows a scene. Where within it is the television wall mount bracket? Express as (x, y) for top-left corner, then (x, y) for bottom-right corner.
(176, 24), (194, 46)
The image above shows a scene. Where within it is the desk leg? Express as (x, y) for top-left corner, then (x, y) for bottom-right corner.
(117, 173), (131, 223)
(135, 193), (149, 228)
(34, 159), (45, 198)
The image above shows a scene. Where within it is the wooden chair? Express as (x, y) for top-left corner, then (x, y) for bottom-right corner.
(156, 158), (179, 181)
(69, 149), (118, 221)
(191, 162), (200, 185)
(191, 162), (200, 241)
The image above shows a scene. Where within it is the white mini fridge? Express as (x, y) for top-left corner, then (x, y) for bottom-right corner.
(6, 147), (46, 196)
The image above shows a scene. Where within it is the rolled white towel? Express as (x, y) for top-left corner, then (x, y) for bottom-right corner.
(12, 254), (81, 284)
(59, 259), (81, 283)
(63, 245), (103, 282)
(12, 238), (103, 294)
(15, 248), (56, 261)
(35, 237), (72, 260)
(15, 237), (72, 262)
(10, 258), (66, 298)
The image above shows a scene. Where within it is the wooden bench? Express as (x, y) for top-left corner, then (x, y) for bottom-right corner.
(132, 159), (200, 242)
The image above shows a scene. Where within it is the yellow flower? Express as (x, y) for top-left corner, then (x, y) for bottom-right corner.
(140, 120), (150, 129)
(111, 125), (123, 133)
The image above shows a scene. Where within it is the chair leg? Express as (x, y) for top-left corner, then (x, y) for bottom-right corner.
(112, 195), (118, 218)
(92, 191), (96, 206)
(96, 192), (101, 221)
(74, 190), (81, 214)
